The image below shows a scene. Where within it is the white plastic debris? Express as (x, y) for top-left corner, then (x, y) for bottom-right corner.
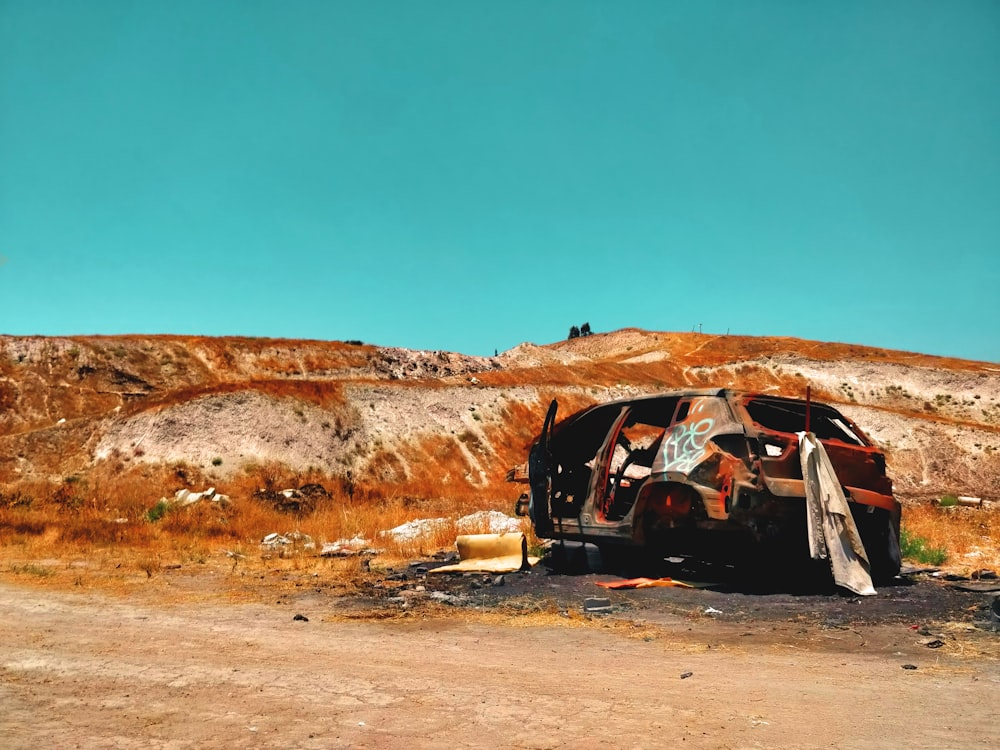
(381, 512), (523, 542)
(162, 487), (231, 507)
(456, 510), (523, 534)
(260, 531), (315, 549)
(381, 517), (450, 542)
(320, 535), (380, 557)
(704, 607), (723, 616)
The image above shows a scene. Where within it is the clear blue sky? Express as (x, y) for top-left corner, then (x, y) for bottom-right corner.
(1, 1), (998, 361)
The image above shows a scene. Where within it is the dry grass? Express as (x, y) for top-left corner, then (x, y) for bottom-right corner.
(0, 456), (532, 595)
(4, 458), (998, 590)
(901, 500), (1000, 572)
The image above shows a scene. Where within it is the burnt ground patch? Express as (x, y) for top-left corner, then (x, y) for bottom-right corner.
(340, 546), (1000, 637)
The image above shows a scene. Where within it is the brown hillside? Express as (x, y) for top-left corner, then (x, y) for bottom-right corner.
(2, 329), (999, 506)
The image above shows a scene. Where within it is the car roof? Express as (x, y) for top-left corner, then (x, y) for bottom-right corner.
(555, 388), (835, 428)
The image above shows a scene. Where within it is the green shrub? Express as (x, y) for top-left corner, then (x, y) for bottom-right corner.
(146, 500), (171, 523)
(899, 529), (947, 566)
(938, 494), (958, 507)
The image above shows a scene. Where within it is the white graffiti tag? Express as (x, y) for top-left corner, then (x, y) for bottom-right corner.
(661, 418), (714, 474)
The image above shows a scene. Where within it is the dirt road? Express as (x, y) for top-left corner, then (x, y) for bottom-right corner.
(1, 580), (998, 749)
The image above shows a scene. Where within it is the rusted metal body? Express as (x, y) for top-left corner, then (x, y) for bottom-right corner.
(514, 389), (901, 580)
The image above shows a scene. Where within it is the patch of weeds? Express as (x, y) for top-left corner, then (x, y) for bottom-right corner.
(899, 529), (947, 566)
(1, 491), (34, 509)
(183, 547), (210, 565)
(838, 382), (857, 402)
(146, 500), (171, 523)
(52, 480), (84, 510)
(138, 556), (161, 578)
(938, 494), (959, 507)
(9, 563), (55, 578)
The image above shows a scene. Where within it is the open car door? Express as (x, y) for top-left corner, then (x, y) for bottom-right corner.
(527, 399), (558, 536)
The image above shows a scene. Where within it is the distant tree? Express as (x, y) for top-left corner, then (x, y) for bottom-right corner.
(568, 325), (581, 340)
(580, 322), (592, 336)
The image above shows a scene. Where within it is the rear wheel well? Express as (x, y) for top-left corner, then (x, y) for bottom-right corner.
(632, 482), (702, 545)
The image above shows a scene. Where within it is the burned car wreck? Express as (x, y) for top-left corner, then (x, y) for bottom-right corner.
(514, 389), (901, 581)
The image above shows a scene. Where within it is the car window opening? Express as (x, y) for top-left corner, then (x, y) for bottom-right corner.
(744, 398), (866, 446)
(602, 417), (666, 521)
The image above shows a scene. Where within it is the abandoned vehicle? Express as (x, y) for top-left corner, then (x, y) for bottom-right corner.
(513, 389), (902, 580)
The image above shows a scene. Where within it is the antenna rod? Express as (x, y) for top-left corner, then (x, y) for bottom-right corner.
(805, 385), (811, 434)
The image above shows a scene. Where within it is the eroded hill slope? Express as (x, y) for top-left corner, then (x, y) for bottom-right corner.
(1, 330), (998, 502)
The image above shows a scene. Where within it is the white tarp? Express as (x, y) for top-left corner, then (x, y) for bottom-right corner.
(798, 432), (876, 596)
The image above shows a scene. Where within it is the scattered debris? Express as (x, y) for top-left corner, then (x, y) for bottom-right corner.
(583, 597), (613, 613)
(382, 517), (450, 542)
(260, 531), (316, 555)
(381, 512), (523, 543)
(680, 672), (693, 679)
(430, 533), (539, 574)
(456, 510), (523, 534)
(253, 483), (329, 514)
(596, 577), (697, 590)
(161, 487), (230, 507)
(428, 591), (463, 605)
(703, 607), (723, 616)
(957, 496), (983, 507)
(319, 535), (380, 557)
(293, 614), (309, 622)
(902, 664), (918, 670)
(922, 639), (945, 649)
(950, 580), (1000, 593)
(900, 565), (940, 576)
